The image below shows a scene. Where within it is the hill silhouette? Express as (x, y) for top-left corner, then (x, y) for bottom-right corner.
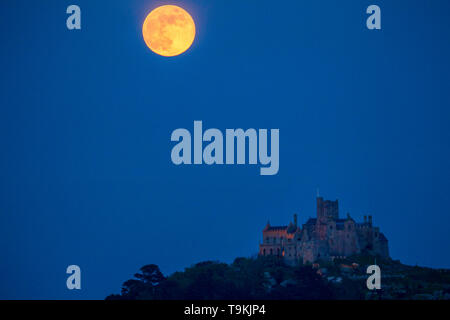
(106, 255), (450, 300)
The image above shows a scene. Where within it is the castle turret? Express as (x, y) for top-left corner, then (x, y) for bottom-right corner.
(368, 215), (372, 226)
(293, 214), (298, 228)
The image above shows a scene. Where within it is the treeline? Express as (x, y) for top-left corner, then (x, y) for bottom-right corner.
(106, 256), (361, 300)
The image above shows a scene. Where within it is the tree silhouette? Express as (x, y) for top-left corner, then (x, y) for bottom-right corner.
(134, 264), (165, 286)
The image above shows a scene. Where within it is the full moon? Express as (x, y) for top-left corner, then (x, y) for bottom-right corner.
(142, 5), (196, 57)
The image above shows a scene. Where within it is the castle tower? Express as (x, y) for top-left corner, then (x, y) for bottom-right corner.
(316, 197), (339, 221)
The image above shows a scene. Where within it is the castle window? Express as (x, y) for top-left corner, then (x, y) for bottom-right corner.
(263, 249), (266, 256)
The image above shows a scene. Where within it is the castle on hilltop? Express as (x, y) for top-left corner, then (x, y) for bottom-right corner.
(259, 197), (389, 265)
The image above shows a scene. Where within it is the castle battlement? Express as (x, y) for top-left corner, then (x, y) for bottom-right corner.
(259, 197), (389, 265)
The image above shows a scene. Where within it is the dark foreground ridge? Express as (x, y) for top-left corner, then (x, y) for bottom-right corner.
(106, 255), (450, 300)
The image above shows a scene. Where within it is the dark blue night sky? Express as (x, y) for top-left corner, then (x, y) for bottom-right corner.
(1, 0), (450, 299)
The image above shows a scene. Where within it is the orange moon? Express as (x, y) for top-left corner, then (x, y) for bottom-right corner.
(142, 5), (196, 57)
